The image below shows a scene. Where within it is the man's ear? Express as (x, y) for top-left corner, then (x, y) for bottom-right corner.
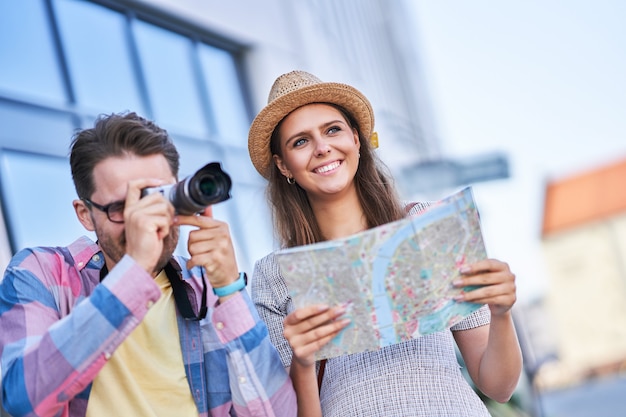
(272, 154), (292, 179)
(73, 199), (95, 231)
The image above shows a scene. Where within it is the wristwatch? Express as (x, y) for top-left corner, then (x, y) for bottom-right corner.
(212, 272), (247, 297)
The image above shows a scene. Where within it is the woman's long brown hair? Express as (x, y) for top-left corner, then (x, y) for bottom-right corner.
(267, 103), (406, 248)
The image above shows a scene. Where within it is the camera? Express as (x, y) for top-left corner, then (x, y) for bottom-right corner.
(141, 162), (232, 215)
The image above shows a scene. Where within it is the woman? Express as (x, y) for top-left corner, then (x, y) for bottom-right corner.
(247, 70), (522, 416)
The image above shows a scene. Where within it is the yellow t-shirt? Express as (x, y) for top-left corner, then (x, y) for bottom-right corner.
(86, 270), (199, 417)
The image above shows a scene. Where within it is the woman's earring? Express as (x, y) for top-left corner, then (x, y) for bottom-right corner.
(286, 176), (296, 185)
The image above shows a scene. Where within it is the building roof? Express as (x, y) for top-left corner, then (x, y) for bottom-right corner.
(542, 157), (626, 235)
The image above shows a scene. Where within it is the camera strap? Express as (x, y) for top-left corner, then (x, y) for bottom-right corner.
(164, 261), (208, 321)
(99, 259), (208, 321)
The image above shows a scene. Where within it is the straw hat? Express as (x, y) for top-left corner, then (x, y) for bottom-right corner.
(248, 70), (374, 179)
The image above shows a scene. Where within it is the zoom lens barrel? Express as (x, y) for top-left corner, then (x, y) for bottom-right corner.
(141, 162), (232, 215)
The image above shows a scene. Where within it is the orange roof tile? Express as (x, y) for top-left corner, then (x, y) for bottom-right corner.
(542, 158), (626, 235)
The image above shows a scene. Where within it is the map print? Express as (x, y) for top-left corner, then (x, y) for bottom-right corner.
(275, 187), (487, 360)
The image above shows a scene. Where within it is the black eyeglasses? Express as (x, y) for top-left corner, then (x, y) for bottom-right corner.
(83, 198), (125, 224)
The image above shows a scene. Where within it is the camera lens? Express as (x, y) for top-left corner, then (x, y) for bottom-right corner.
(198, 177), (218, 197)
(141, 162), (231, 215)
(176, 162), (231, 214)
(188, 165), (230, 206)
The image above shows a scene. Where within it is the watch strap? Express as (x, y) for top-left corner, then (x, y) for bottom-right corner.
(212, 272), (247, 297)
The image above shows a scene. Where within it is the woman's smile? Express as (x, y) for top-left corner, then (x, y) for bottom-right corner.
(314, 160), (342, 174)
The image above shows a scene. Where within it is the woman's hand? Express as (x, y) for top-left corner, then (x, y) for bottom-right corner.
(454, 258), (517, 317)
(283, 304), (350, 367)
(453, 258), (522, 402)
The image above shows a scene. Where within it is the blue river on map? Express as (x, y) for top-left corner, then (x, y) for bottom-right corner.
(371, 191), (472, 347)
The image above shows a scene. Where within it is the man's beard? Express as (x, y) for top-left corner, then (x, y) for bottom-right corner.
(152, 226), (179, 274)
(96, 225), (180, 276)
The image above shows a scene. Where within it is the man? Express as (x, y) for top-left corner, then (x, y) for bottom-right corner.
(0, 112), (296, 417)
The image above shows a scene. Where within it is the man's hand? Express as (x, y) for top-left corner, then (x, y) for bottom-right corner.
(175, 206), (239, 290)
(124, 178), (174, 273)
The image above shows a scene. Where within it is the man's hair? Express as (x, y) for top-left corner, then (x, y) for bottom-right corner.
(69, 112), (180, 199)
(267, 103), (405, 248)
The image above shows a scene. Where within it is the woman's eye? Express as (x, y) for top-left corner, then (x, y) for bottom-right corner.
(293, 138), (306, 147)
(327, 126), (341, 134)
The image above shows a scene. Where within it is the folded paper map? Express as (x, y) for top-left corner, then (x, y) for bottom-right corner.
(275, 186), (487, 360)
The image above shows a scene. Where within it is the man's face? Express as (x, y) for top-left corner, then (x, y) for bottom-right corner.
(77, 154), (178, 274)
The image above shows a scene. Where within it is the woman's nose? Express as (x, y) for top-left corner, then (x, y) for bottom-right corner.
(314, 139), (331, 157)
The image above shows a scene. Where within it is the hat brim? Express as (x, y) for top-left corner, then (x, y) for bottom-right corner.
(248, 82), (374, 179)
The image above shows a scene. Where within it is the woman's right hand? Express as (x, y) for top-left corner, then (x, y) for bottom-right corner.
(283, 304), (350, 367)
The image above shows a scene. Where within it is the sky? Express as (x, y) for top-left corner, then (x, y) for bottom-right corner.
(408, 1), (626, 302)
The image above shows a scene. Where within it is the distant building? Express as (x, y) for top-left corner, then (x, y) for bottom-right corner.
(537, 157), (626, 388)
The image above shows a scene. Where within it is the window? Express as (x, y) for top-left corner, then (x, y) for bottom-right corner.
(198, 45), (250, 147)
(55, 0), (144, 114)
(133, 20), (207, 137)
(0, 1), (66, 104)
(0, 150), (89, 251)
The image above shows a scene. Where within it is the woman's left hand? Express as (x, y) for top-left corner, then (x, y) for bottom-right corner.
(453, 259), (517, 317)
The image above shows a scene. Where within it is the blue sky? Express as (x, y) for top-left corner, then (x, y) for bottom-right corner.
(408, 1), (626, 301)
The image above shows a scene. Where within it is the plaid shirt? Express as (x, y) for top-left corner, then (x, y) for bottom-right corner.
(0, 236), (295, 417)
